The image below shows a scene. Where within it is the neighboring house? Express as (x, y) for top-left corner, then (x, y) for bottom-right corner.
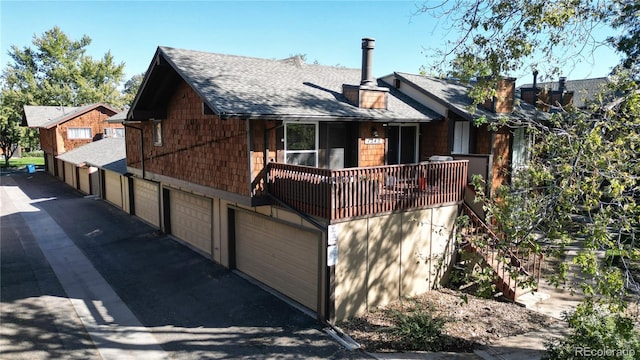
(55, 136), (129, 212)
(21, 103), (123, 178)
(519, 75), (611, 110)
(122, 39), (471, 321)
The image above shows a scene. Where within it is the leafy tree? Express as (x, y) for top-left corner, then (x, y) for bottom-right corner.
(418, 0), (639, 352)
(122, 72), (145, 106)
(417, 0), (638, 100)
(0, 26), (127, 166)
(0, 91), (23, 166)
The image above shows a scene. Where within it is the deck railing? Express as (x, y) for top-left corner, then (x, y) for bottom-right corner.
(267, 160), (468, 222)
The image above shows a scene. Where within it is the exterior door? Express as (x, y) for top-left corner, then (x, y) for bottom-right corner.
(387, 124), (418, 164)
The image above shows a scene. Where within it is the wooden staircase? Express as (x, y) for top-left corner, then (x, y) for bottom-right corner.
(459, 204), (543, 301)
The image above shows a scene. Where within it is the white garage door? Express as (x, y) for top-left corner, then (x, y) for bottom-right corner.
(104, 171), (123, 208)
(169, 190), (212, 255)
(235, 211), (320, 311)
(133, 178), (160, 227)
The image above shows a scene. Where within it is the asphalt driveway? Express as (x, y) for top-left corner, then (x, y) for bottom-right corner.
(0, 169), (369, 359)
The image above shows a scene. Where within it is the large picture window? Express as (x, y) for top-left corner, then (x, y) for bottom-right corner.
(68, 128), (92, 140)
(284, 122), (318, 167)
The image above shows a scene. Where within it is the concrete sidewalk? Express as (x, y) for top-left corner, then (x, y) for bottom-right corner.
(2, 174), (166, 360)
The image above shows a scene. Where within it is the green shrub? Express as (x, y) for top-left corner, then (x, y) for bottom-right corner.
(22, 150), (44, 157)
(390, 307), (445, 351)
(544, 300), (640, 359)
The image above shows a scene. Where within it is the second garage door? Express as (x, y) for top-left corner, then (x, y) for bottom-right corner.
(133, 178), (160, 227)
(169, 189), (212, 255)
(235, 210), (320, 311)
(104, 170), (123, 208)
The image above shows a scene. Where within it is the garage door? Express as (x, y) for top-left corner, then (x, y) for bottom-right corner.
(235, 211), (320, 311)
(78, 167), (90, 194)
(133, 178), (160, 227)
(169, 190), (212, 255)
(64, 162), (75, 188)
(46, 154), (55, 174)
(104, 170), (123, 208)
(56, 159), (64, 180)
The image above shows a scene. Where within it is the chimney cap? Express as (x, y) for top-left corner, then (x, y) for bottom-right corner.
(362, 37), (375, 48)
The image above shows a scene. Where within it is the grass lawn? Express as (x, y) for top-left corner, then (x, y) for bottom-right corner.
(1, 156), (45, 168)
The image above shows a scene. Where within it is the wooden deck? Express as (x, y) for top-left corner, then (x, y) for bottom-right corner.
(267, 160), (468, 222)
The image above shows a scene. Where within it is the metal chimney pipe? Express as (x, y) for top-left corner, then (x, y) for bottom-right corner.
(361, 38), (376, 87)
(533, 70), (538, 105)
(559, 76), (567, 93)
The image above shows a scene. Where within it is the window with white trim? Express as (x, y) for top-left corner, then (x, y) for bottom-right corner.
(512, 127), (530, 172)
(284, 122), (318, 167)
(153, 120), (163, 146)
(68, 128), (92, 140)
(104, 127), (125, 138)
(453, 121), (470, 154)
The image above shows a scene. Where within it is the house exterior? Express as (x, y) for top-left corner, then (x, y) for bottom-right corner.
(22, 103), (123, 178)
(519, 75), (611, 110)
(55, 136), (129, 211)
(380, 73), (542, 211)
(122, 40), (475, 321)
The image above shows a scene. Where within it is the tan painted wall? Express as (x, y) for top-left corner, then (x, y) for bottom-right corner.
(334, 205), (458, 320)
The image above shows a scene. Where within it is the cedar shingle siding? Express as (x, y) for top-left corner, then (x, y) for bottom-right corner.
(126, 80), (250, 196)
(38, 106), (119, 155)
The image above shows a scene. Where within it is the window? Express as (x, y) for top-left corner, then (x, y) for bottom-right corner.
(284, 122), (318, 167)
(453, 121), (470, 154)
(512, 127), (531, 172)
(67, 128), (92, 140)
(153, 120), (163, 146)
(104, 128), (125, 138)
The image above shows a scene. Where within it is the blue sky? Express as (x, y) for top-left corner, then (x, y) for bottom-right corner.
(1, 0), (623, 86)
